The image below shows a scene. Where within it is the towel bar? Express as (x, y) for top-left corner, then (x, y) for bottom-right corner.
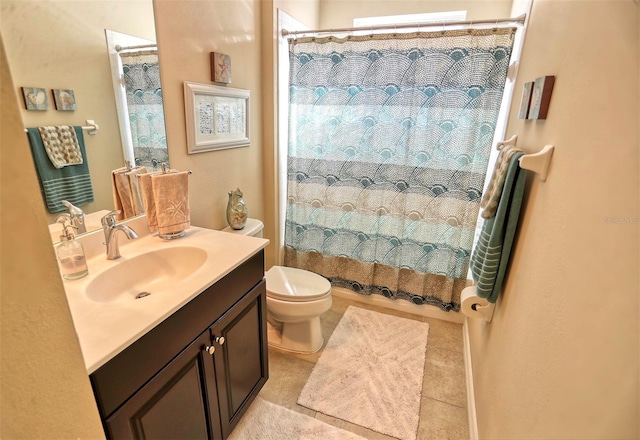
(24, 120), (99, 135)
(496, 136), (554, 181)
(519, 145), (554, 182)
(496, 134), (518, 150)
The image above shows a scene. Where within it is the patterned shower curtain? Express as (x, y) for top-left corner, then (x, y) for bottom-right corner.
(120, 52), (168, 170)
(284, 28), (516, 311)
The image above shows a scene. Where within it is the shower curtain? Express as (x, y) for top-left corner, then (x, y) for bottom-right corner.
(284, 28), (516, 311)
(120, 52), (168, 170)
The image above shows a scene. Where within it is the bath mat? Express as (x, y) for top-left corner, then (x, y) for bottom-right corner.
(297, 306), (430, 440)
(228, 397), (367, 440)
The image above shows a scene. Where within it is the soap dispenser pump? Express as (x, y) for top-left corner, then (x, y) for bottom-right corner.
(57, 223), (88, 280)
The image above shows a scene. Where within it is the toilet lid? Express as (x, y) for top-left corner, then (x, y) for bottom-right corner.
(265, 266), (331, 302)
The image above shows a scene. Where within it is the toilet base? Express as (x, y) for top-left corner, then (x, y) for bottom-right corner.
(267, 317), (324, 353)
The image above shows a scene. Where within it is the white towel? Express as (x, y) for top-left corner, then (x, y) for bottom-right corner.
(38, 125), (83, 168)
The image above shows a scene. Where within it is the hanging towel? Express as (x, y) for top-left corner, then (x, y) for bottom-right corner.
(151, 171), (190, 236)
(139, 169), (176, 232)
(470, 151), (526, 303)
(26, 127), (94, 213)
(111, 166), (148, 220)
(37, 125), (84, 168)
(111, 167), (132, 220)
(480, 145), (524, 219)
(139, 172), (158, 231)
(127, 167), (148, 216)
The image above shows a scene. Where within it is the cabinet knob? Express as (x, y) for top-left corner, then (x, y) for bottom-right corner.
(205, 345), (216, 355)
(215, 336), (225, 345)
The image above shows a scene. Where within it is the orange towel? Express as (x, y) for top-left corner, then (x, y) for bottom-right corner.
(111, 167), (129, 221)
(139, 172), (158, 232)
(151, 171), (190, 236)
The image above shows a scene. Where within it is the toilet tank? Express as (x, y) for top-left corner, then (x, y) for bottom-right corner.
(221, 218), (264, 238)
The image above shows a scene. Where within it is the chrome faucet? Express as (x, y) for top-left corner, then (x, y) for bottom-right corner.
(61, 200), (86, 234)
(101, 210), (139, 260)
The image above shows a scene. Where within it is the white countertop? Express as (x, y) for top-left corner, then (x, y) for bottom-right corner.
(61, 224), (269, 374)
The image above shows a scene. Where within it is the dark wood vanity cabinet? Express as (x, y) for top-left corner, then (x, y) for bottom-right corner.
(90, 251), (268, 440)
(105, 330), (221, 439)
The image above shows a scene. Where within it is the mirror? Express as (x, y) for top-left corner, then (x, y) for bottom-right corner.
(1, 0), (166, 242)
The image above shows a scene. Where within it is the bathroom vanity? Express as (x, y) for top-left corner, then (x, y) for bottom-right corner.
(60, 220), (269, 439)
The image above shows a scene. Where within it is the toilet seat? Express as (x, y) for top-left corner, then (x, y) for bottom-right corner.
(265, 266), (331, 302)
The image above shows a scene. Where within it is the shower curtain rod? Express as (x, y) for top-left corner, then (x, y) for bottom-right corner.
(115, 43), (157, 52)
(282, 13), (526, 37)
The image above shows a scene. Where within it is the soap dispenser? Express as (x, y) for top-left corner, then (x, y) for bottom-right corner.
(57, 223), (88, 280)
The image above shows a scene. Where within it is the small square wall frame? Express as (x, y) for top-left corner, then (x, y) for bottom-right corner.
(184, 81), (250, 153)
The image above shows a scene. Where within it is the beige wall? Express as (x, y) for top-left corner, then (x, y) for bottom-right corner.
(2, 0), (638, 437)
(1, 0), (157, 223)
(468, 1), (639, 438)
(0, 34), (105, 439)
(319, 0), (512, 28)
(153, 0), (265, 241)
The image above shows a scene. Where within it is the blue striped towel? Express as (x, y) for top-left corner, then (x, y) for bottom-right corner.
(470, 151), (526, 303)
(26, 127), (94, 213)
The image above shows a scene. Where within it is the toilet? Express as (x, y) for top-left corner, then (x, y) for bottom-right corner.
(222, 219), (332, 353)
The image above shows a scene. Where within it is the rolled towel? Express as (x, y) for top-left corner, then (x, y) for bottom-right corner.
(151, 171), (190, 236)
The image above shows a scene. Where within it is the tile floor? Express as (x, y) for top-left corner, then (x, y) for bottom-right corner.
(258, 295), (469, 440)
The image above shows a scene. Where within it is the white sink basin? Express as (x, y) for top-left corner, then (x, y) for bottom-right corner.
(85, 247), (207, 303)
(60, 225), (270, 373)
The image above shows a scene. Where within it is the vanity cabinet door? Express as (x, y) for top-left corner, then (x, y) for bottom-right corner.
(212, 279), (268, 439)
(105, 331), (223, 440)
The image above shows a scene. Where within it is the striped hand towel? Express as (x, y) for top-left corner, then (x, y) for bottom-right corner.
(470, 151), (526, 303)
(26, 127), (94, 213)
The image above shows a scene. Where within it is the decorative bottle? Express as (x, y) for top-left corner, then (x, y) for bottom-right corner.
(226, 188), (248, 230)
(57, 224), (88, 280)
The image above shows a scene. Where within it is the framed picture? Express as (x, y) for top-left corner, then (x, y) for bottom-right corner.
(528, 76), (556, 120)
(52, 89), (76, 111)
(184, 81), (250, 153)
(21, 87), (48, 111)
(518, 82), (534, 119)
(211, 52), (231, 84)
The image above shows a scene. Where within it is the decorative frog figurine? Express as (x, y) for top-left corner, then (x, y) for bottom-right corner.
(226, 188), (248, 230)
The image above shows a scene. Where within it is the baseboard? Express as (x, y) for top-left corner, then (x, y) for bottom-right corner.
(463, 319), (479, 440)
(331, 287), (465, 324)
